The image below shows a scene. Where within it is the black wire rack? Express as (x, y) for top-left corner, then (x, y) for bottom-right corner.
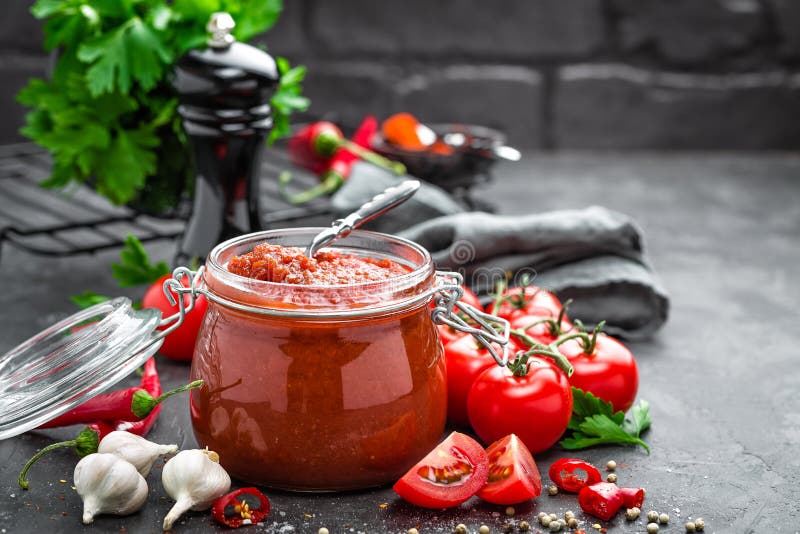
(0, 143), (334, 262)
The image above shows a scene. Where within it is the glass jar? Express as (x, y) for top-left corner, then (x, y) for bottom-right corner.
(189, 228), (448, 491)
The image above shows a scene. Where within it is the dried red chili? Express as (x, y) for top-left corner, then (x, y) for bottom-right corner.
(578, 482), (625, 521)
(548, 458), (602, 493)
(211, 487), (271, 528)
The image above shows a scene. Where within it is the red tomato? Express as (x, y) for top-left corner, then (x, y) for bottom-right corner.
(467, 357), (573, 454)
(392, 431), (488, 509)
(142, 274), (208, 361)
(548, 458), (602, 493)
(578, 482), (625, 521)
(444, 335), (520, 428)
(477, 434), (542, 505)
(437, 324), (467, 346)
(510, 313), (573, 346)
(458, 286), (483, 311)
(558, 333), (639, 412)
(486, 286), (562, 321)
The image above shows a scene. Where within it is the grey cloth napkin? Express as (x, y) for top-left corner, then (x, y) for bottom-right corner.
(331, 166), (669, 339)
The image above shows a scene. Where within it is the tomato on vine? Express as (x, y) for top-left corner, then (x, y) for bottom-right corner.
(510, 300), (574, 346)
(555, 321), (639, 413)
(467, 349), (573, 455)
(486, 279), (563, 322)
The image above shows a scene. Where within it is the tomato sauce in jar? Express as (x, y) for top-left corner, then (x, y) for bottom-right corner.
(189, 229), (447, 491)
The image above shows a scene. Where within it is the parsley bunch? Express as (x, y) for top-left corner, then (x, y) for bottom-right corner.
(17, 0), (308, 211)
(560, 388), (652, 452)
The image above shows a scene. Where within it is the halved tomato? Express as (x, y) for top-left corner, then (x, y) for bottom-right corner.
(392, 431), (488, 509)
(477, 434), (542, 505)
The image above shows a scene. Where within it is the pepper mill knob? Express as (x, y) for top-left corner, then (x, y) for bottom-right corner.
(207, 12), (236, 48)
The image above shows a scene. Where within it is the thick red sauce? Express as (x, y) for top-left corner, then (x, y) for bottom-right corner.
(227, 243), (410, 285)
(190, 242), (447, 491)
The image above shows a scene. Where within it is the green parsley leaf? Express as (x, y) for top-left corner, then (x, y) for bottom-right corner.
(94, 127), (159, 204)
(78, 17), (172, 96)
(560, 387), (652, 453)
(111, 235), (170, 287)
(268, 58), (309, 144)
(70, 291), (111, 309)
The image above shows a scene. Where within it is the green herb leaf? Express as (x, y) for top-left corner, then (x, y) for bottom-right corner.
(94, 127), (159, 204)
(111, 235), (170, 287)
(560, 387), (651, 452)
(78, 17), (172, 96)
(268, 58), (309, 144)
(70, 291), (111, 309)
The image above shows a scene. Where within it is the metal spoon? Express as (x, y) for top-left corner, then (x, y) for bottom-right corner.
(305, 179), (421, 257)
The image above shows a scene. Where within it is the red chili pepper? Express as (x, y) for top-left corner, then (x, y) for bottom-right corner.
(212, 487), (271, 528)
(548, 458), (603, 493)
(108, 357), (163, 437)
(285, 116), (379, 204)
(619, 486), (645, 508)
(37, 360), (201, 428)
(578, 482), (625, 521)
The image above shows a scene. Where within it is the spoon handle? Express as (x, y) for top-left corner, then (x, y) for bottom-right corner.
(305, 179), (421, 257)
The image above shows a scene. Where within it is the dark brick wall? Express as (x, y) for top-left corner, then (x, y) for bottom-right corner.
(3, 0), (800, 149)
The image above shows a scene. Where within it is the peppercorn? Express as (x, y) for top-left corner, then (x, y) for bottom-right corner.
(454, 524), (468, 534)
(625, 507), (641, 521)
(538, 512), (548, 520)
(540, 515), (552, 527)
(479, 525), (490, 534)
(548, 485), (559, 495)
(505, 506), (515, 516)
(606, 473), (617, 483)
(519, 520), (531, 532)
(647, 523), (659, 534)
(549, 520), (562, 532)
(685, 521), (696, 532)
(319, 529), (329, 534)
(694, 517), (705, 531)
(647, 511), (659, 522)
(659, 513), (669, 524)
(568, 517), (579, 528)
(606, 460), (617, 471)
(564, 511), (575, 521)
(408, 529), (419, 534)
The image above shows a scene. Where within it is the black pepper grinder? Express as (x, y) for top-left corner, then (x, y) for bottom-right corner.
(174, 12), (279, 263)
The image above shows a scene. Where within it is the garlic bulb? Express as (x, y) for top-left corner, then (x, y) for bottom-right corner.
(162, 449), (231, 531)
(97, 430), (178, 477)
(74, 453), (148, 524)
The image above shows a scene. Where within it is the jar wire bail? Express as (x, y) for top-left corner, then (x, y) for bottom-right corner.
(430, 271), (511, 366)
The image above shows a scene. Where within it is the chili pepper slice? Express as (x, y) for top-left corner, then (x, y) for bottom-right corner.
(619, 486), (645, 508)
(578, 482), (625, 521)
(212, 487), (271, 528)
(548, 458), (602, 493)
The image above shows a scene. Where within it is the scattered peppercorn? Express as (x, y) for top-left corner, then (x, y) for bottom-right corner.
(568, 518), (579, 528)
(659, 513), (669, 524)
(606, 473), (617, 483)
(647, 523), (659, 534)
(694, 518), (705, 531)
(479, 525), (490, 534)
(606, 460), (617, 471)
(647, 511), (660, 522)
(318, 529), (329, 534)
(625, 507), (641, 521)
(549, 520), (563, 532)
(685, 521), (696, 532)
(538, 512), (548, 520)
(548, 485), (559, 495)
(408, 529), (419, 534)
(550, 514), (558, 522)
(540, 515), (552, 527)
(519, 520), (531, 532)
(564, 511), (575, 521)
(454, 524), (468, 534)
(506, 506), (515, 516)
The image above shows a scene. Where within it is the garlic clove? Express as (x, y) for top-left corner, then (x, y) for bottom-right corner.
(97, 430), (178, 477)
(74, 453), (148, 524)
(162, 449), (231, 531)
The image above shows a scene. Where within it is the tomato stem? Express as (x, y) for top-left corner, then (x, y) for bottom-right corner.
(507, 332), (574, 376)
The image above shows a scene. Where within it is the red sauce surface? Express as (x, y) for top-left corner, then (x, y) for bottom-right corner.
(227, 243), (410, 285)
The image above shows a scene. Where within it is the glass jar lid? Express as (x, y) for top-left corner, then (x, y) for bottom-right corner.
(0, 297), (163, 440)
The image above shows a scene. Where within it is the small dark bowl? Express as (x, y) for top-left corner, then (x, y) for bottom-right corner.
(371, 124), (506, 192)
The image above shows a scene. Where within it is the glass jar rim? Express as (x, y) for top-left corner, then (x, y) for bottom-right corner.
(203, 228), (435, 314)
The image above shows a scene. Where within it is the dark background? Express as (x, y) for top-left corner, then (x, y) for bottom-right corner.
(3, 0), (800, 149)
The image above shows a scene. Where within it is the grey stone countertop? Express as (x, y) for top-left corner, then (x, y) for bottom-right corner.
(0, 152), (798, 533)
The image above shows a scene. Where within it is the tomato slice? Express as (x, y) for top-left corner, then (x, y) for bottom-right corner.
(548, 458), (602, 493)
(393, 431), (488, 509)
(578, 482), (625, 521)
(476, 434), (542, 505)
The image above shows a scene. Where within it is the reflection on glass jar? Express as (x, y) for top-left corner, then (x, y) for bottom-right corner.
(189, 229), (447, 491)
